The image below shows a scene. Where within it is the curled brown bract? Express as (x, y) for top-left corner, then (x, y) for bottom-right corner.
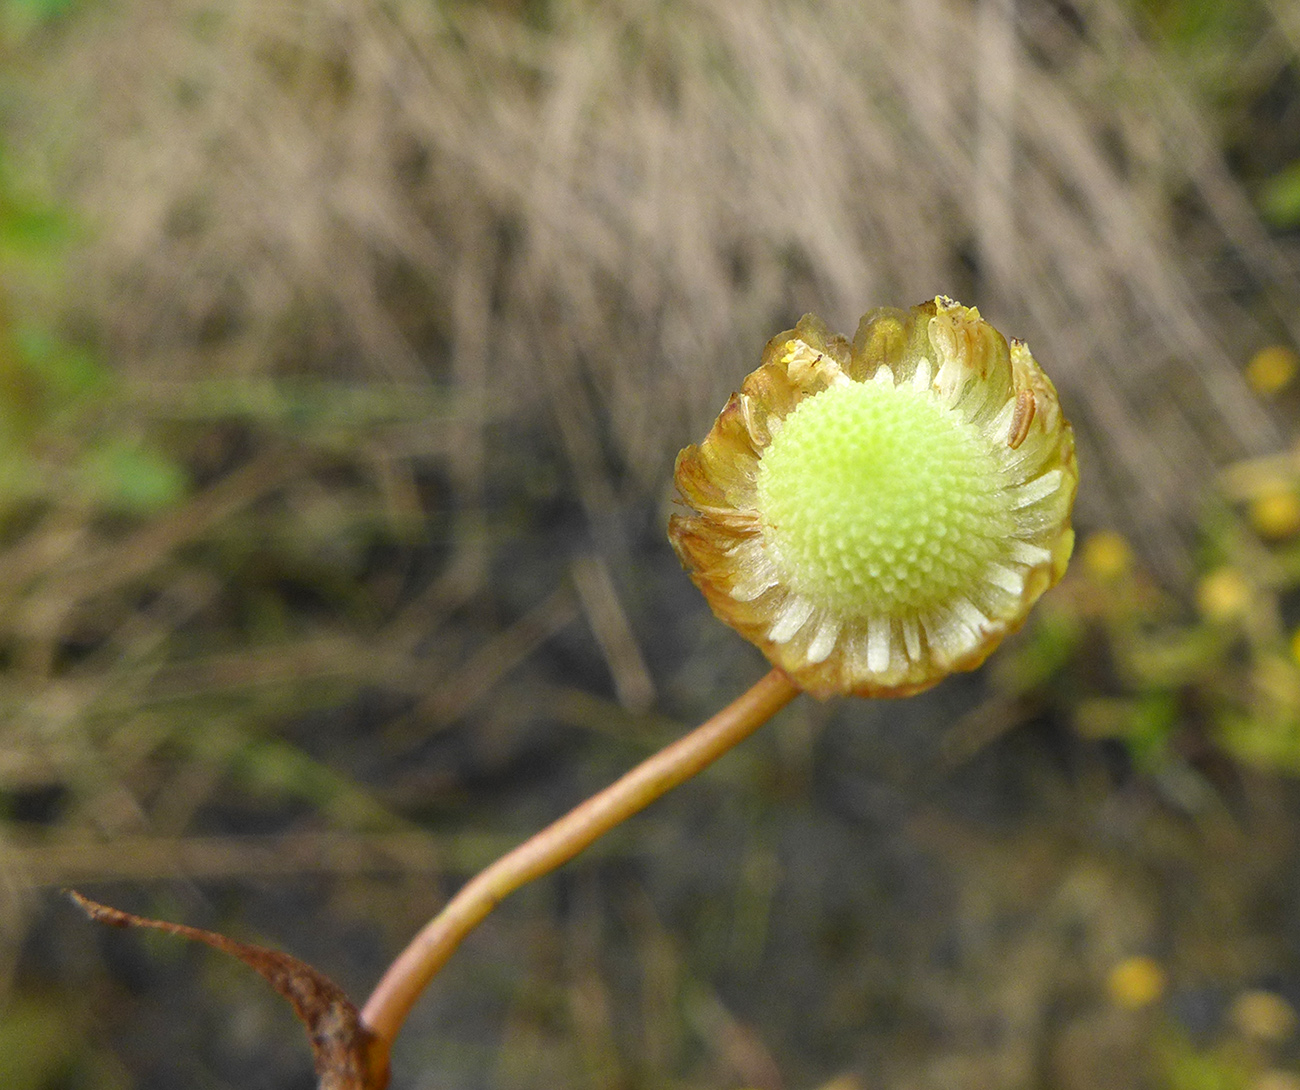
(1008, 388), (1036, 450)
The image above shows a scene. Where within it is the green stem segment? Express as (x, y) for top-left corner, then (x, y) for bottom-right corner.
(360, 667), (801, 1066)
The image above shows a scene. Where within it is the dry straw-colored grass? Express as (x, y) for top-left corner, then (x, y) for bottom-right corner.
(22, 0), (1298, 577)
(6, 4), (1300, 1084)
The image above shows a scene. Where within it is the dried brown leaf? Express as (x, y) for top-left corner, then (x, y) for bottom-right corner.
(68, 891), (389, 1090)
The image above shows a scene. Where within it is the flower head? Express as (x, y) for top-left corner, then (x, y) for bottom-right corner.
(670, 297), (1077, 698)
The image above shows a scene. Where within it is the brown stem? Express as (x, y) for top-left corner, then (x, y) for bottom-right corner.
(360, 667), (801, 1064)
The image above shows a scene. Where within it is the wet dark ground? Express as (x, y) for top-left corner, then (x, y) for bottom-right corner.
(26, 480), (1300, 1090)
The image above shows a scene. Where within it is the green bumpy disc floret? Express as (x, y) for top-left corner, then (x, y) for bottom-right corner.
(755, 377), (1014, 617)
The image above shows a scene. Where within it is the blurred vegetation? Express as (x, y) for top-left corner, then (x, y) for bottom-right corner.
(0, 0), (1299, 1089)
(990, 344), (1300, 792)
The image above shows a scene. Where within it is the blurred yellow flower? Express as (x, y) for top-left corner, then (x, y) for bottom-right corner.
(1081, 530), (1133, 582)
(1231, 990), (1297, 1043)
(1107, 956), (1165, 1009)
(1196, 568), (1252, 622)
(670, 298), (1077, 697)
(1250, 489), (1300, 541)
(1246, 345), (1299, 396)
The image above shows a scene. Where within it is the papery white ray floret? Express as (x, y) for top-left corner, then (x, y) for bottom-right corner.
(731, 564), (780, 601)
(912, 356), (933, 392)
(1001, 438), (1054, 477)
(769, 595), (815, 643)
(867, 616), (892, 673)
(1009, 469), (1064, 509)
(728, 535), (773, 578)
(952, 596), (990, 634)
(935, 357), (965, 402)
(985, 396), (1017, 441)
(986, 563), (1026, 596)
(920, 610), (961, 661)
(1008, 540), (1052, 565)
(902, 617), (921, 662)
(806, 616), (841, 664)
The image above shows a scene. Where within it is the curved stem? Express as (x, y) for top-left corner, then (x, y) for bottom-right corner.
(360, 667), (800, 1064)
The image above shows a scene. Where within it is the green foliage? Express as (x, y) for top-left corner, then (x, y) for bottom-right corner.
(999, 423), (1300, 787)
(0, 0), (79, 41)
(0, 999), (78, 1090)
(0, 299), (190, 521)
(1259, 160), (1300, 229)
(1166, 1060), (1247, 1090)
(12, 326), (105, 401)
(1158, 1039), (1253, 1090)
(0, 998), (126, 1090)
(73, 439), (190, 514)
(0, 41), (456, 1086)
(2, 0), (77, 17)
(1135, 0), (1263, 52)
(1131, 0), (1273, 103)
(0, 196), (72, 258)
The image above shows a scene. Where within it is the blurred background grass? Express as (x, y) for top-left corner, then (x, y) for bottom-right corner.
(3, 0), (1300, 1087)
